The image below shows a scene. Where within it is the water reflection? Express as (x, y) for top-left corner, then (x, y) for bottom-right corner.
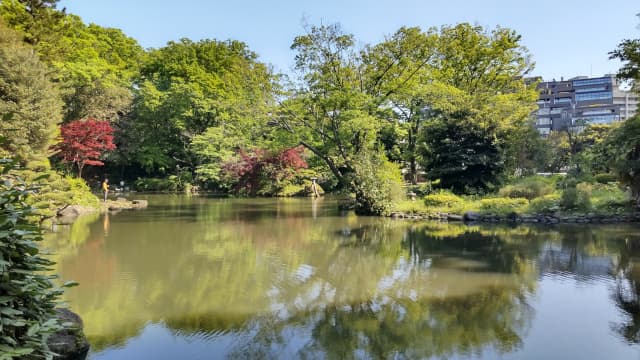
(42, 196), (640, 359)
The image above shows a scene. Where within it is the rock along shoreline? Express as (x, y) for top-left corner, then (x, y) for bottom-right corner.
(388, 211), (640, 224)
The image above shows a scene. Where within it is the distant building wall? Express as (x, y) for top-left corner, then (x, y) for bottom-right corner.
(533, 75), (639, 135)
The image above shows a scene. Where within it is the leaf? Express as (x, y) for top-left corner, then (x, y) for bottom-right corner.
(62, 281), (79, 288)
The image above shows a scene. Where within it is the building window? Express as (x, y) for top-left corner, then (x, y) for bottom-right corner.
(573, 77), (611, 87)
(582, 114), (618, 124)
(576, 92), (612, 102)
(581, 109), (615, 116)
(555, 98), (572, 104)
(538, 127), (550, 136)
(537, 118), (551, 126)
(575, 86), (608, 93)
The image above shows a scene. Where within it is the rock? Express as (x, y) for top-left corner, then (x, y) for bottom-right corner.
(48, 309), (89, 360)
(447, 214), (463, 221)
(131, 199), (148, 209)
(463, 211), (481, 221)
(57, 205), (96, 218)
(116, 197), (128, 202)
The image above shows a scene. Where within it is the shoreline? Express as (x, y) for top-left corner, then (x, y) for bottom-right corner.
(388, 210), (640, 224)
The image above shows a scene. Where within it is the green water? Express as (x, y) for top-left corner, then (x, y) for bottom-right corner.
(43, 195), (640, 359)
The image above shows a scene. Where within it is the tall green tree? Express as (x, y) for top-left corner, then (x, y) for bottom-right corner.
(122, 38), (277, 176)
(0, 1), (144, 122)
(360, 27), (438, 184)
(278, 23), (404, 214)
(0, 19), (61, 161)
(417, 24), (538, 192)
(607, 115), (640, 206)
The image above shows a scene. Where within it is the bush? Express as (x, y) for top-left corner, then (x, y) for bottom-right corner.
(0, 162), (73, 359)
(393, 200), (429, 214)
(353, 153), (405, 215)
(594, 173), (618, 184)
(560, 183), (592, 211)
(424, 190), (463, 207)
(406, 181), (438, 197)
(498, 176), (554, 200)
(528, 193), (561, 214)
(134, 177), (179, 192)
(479, 197), (529, 215)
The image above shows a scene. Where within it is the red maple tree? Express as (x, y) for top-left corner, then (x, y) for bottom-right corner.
(53, 118), (116, 178)
(222, 146), (308, 195)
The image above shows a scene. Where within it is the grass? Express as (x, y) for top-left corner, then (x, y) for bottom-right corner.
(392, 178), (634, 217)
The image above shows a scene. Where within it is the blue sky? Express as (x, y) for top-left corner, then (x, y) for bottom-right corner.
(58, 0), (639, 80)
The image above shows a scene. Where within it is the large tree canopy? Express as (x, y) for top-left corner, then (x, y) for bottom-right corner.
(120, 38), (278, 175)
(0, 19), (61, 160)
(0, 0), (144, 121)
(417, 24), (538, 193)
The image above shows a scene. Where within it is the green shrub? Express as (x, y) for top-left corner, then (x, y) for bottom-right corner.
(560, 183), (592, 211)
(424, 190), (463, 207)
(498, 176), (554, 200)
(479, 197), (529, 215)
(393, 200), (429, 214)
(0, 162), (74, 359)
(135, 177), (179, 192)
(594, 173), (618, 184)
(277, 184), (305, 197)
(406, 181), (438, 197)
(353, 153), (405, 215)
(528, 193), (561, 214)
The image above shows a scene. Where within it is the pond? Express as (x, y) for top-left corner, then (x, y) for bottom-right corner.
(43, 195), (640, 359)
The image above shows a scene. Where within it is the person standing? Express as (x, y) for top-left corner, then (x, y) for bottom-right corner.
(102, 179), (109, 202)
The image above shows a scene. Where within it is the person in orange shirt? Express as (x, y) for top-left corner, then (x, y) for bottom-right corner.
(101, 179), (109, 202)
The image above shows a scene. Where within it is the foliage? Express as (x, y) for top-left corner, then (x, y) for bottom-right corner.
(607, 116), (640, 205)
(594, 173), (618, 184)
(479, 197), (529, 215)
(279, 23), (405, 214)
(590, 183), (630, 213)
(424, 190), (463, 207)
(610, 36), (640, 91)
(134, 177), (183, 192)
(560, 183), (592, 211)
(0, 20), (62, 161)
(527, 193), (561, 214)
(0, 0), (144, 122)
(0, 160), (75, 359)
(221, 146), (309, 196)
(421, 119), (504, 194)
(52, 118), (116, 178)
(351, 152), (404, 215)
(121, 38), (276, 175)
(416, 23), (538, 188)
(498, 176), (555, 200)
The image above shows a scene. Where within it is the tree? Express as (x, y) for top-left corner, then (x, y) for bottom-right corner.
(420, 113), (504, 193)
(278, 23), (404, 214)
(1, 1), (144, 122)
(220, 146), (308, 195)
(359, 27), (438, 184)
(121, 38), (276, 176)
(53, 118), (116, 178)
(610, 14), (640, 91)
(416, 24), (538, 192)
(607, 115), (640, 206)
(0, 19), (62, 161)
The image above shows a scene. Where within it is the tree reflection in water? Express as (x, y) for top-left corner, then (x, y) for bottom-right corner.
(41, 198), (640, 358)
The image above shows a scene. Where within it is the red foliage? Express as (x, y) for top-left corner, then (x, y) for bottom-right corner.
(53, 118), (116, 178)
(222, 146), (308, 195)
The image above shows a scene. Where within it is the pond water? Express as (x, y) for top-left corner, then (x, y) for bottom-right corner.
(43, 195), (640, 359)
